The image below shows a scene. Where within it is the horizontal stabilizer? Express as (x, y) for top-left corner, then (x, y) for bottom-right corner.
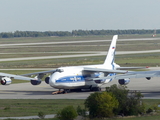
(117, 67), (149, 70)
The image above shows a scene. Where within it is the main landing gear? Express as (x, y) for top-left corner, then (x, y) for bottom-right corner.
(90, 86), (101, 91)
(52, 87), (101, 95)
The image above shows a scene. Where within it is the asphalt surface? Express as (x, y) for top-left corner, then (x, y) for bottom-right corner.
(0, 114), (55, 120)
(1, 70), (160, 99)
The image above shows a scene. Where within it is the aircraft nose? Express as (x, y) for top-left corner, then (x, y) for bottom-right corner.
(49, 73), (57, 86)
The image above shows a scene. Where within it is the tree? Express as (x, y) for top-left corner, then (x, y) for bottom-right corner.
(76, 105), (87, 117)
(126, 90), (145, 115)
(106, 84), (128, 115)
(0, 29), (159, 38)
(85, 92), (119, 119)
(56, 106), (78, 120)
(106, 84), (145, 116)
(38, 111), (45, 119)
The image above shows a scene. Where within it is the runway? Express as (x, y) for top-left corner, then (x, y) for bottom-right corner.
(0, 37), (159, 62)
(0, 82), (91, 99)
(0, 50), (160, 62)
(0, 37), (159, 47)
(0, 76), (160, 99)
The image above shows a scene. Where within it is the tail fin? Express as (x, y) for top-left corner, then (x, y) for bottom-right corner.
(103, 35), (118, 66)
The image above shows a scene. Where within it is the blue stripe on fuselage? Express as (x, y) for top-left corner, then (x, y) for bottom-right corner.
(108, 73), (116, 82)
(56, 75), (86, 83)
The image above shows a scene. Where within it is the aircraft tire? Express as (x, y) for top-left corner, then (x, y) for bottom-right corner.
(63, 89), (70, 94)
(90, 87), (101, 91)
(70, 89), (82, 92)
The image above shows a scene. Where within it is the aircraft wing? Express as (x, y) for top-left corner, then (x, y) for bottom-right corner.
(83, 67), (128, 73)
(21, 69), (57, 76)
(93, 70), (160, 80)
(0, 72), (37, 81)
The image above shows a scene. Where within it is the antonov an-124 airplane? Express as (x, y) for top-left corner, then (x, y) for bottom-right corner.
(1, 35), (160, 93)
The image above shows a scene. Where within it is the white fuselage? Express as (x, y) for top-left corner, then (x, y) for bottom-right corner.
(48, 63), (119, 89)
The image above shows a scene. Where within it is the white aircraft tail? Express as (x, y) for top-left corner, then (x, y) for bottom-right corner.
(103, 35), (118, 67)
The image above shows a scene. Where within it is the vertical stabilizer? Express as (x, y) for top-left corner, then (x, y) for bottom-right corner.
(103, 35), (118, 66)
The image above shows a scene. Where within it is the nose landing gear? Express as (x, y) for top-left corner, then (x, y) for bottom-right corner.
(52, 89), (70, 95)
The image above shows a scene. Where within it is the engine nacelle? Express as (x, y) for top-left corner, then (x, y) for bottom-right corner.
(30, 80), (41, 85)
(1, 77), (12, 85)
(45, 76), (50, 84)
(118, 79), (130, 85)
(146, 77), (151, 80)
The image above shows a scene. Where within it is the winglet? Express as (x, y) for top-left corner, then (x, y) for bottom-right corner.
(103, 35), (118, 66)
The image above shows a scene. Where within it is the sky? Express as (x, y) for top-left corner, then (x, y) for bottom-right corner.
(0, 0), (159, 32)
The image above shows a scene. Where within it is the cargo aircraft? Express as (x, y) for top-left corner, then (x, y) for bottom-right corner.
(1, 35), (160, 93)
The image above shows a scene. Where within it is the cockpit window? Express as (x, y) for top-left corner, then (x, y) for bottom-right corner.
(56, 69), (64, 72)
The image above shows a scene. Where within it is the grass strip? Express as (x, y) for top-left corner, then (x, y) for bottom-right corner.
(0, 99), (159, 118)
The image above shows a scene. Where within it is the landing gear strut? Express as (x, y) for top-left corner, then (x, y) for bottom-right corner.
(52, 89), (63, 94)
(63, 89), (70, 94)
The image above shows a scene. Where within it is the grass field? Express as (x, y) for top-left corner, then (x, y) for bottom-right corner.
(0, 52), (159, 69)
(0, 99), (85, 117)
(0, 99), (159, 118)
(0, 35), (159, 67)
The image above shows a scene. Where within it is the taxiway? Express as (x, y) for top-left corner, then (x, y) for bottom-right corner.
(0, 75), (160, 99)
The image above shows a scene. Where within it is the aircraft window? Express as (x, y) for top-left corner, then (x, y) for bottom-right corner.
(56, 69), (64, 72)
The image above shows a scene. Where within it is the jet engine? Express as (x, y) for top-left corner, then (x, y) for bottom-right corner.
(30, 80), (41, 85)
(146, 77), (151, 80)
(118, 79), (130, 85)
(45, 76), (50, 84)
(0, 77), (12, 85)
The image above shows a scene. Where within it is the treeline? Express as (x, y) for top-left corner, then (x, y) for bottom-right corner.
(0, 29), (159, 38)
